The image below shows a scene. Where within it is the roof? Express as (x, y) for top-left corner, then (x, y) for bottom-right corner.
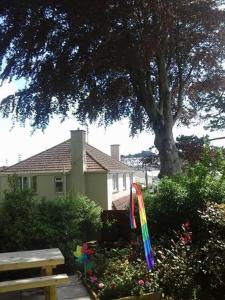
(1, 140), (133, 173)
(112, 195), (130, 210)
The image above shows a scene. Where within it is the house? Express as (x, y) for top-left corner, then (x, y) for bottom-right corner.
(0, 130), (135, 210)
(121, 151), (159, 187)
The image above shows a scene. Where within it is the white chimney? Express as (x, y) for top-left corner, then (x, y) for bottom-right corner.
(111, 144), (120, 161)
(70, 130), (86, 195)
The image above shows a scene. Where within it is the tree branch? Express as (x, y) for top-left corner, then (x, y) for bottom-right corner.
(173, 65), (194, 125)
(157, 53), (171, 123)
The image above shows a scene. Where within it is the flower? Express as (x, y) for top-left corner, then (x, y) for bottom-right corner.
(180, 232), (192, 244)
(87, 269), (93, 276)
(183, 221), (190, 230)
(110, 282), (116, 288)
(89, 276), (97, 283)
(137, 279), (145, 286)
(98, 282), (104, 289)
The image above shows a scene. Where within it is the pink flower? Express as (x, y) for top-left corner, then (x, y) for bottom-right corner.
(89, 276), (97, 283)
(98, 282), (104, 289)
(138, 279), (145, 286)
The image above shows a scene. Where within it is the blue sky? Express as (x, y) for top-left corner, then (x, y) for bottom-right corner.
(0, 81), (225, 166)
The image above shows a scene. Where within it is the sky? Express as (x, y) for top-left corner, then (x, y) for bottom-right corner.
(0, 81), (225, 166)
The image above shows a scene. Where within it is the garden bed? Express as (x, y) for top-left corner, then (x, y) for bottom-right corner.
(83, 279), (162, 300)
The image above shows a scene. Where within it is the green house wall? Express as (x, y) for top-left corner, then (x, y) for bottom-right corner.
(85, 172), (108, 209)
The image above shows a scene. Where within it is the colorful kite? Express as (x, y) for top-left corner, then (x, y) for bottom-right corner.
(130, 182), (155, 270)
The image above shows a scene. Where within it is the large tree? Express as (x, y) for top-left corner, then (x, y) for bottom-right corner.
(0, 1), (224, 176)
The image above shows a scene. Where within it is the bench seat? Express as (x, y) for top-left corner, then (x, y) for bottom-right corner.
(0, 274), (69, 293)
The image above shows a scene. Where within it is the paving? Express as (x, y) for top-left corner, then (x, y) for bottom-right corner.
(0, 275), (91, 300)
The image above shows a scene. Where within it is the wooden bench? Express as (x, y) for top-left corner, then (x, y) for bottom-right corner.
(0, 248), (70, 300)
(0, 274), (69, 300)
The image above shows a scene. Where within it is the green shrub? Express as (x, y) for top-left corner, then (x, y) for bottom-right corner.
(193, 203), (225, 300)
(89, 247), (159, 300)
(0, 187), (102, 272)
(144, 147), (225, 236)
(152, 204), (225, 300)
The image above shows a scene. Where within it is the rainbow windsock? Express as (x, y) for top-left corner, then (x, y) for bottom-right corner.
(130, 183), (155, 270)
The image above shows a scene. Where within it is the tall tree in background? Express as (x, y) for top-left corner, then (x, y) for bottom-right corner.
(0, 1), (224, 176)
(176, 135), (206, 165)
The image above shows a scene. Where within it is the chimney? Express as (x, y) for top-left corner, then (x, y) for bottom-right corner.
(111, 144), (120, 161)
(70, 130), (86, 195)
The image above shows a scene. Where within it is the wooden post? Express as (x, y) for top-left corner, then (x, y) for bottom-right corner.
(42, 266), (54, 300)
(49, 286), (57, 300)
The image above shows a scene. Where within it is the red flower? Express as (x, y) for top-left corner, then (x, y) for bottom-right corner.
(183, 221), (190, 230)
(86, 269), (93, 276)
(86, 248), (95, 255)
(180, 232), (192, 244)
(110, 282), (116, 288)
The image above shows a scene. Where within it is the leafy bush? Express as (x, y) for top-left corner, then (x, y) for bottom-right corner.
(0, 184), (102, 272)
(152, 204), (225, 300)
(193, 203), (225, 300)
(87, 247), (159, 300)
(144, 147), (225, 236)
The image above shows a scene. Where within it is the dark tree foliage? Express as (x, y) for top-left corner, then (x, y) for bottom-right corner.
(176, 135), (206, 164)
(0, 0), (224, 176)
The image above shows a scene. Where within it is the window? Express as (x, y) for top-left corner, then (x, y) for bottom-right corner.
(31, 176), (37, 192)
(112, 173), (119, 192)
(123, 173), (127, 190)
(18, 176), (37, 192)
(23, 177), (28, 189)
(55, 177), (63, 193)
(129, 173), (134, 185)
(18, 176), (28, 190)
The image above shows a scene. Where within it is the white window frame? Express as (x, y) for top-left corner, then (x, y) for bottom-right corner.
(112, 173), (119, 192)
(123, 173), (127, 190)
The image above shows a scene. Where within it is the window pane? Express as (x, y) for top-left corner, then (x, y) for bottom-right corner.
(113, 174), (119, 191)
(55, 177), (63, 193)
(123, 174), (126, 190)
(31, 176), (37, 192)
(18, 177), (22, 190)
(23, 177), (28, 189)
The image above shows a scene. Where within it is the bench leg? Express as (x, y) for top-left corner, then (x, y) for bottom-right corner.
(49, 286), (57, 300)
(41, 267), (55, 300)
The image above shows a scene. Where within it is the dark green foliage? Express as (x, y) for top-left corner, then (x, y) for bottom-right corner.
(193, 204), (225, 300)
(0, 189), (102, 272)
(88, 247), (159, 299)
(144, 147), (225, 235)
(153, 204), (225, 300)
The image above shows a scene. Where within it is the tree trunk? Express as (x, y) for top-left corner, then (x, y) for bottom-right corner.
(154, 127), (182, 177)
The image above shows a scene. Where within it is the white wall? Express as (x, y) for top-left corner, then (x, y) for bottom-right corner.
(107, 172), (132, 209)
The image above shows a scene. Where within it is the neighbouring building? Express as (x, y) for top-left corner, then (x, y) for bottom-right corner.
(121, 151), (159, 187)
(0, 130), (135, 210)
